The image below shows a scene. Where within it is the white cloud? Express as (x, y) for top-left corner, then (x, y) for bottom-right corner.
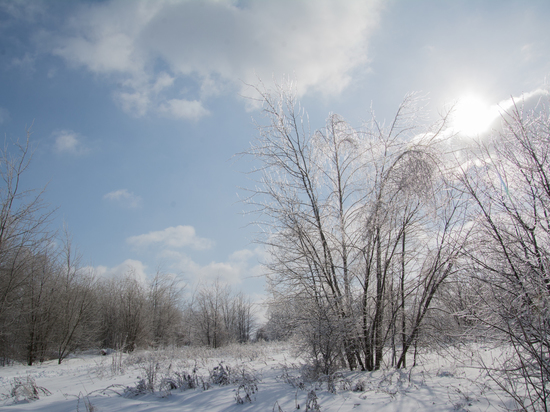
(496, 88), (549, 112)
(87, 246), (265, 300)
(53, 129), (88, 155)
(58, 33), (136, 74)
(151, 72), (175, 93)
(127, 225), (214, 250)
(115, 89), (150, 117)
(87, 246), (266, 299)
(88, 259), (148, 283)
(198, 261), (242, 285)
(159, 98), (210, 120)
(173, 247), (266, 286)
(48, 0), (383, 118)
(153, 245), (266, 286)
(0, 1), (47, 23)
(103, 189), (142, 208)
(51, 1), (155, 74)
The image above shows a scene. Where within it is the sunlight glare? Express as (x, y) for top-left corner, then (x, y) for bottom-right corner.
(451, 95), (498, 136)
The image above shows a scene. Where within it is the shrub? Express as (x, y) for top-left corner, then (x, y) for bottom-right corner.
(210, 362), (231, 386)
(10, 376), (51, 403)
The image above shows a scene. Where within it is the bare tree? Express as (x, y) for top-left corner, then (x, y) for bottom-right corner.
(0, 130), (56, 364)
(191, 280), (231, 348)
(187, 280), (255, 347)
(54, 226), (96, 364)
(149, 270), (184, 347)
(21, 250), (59, 365)
(246, 83), (369, 370)
(232, 292), (255, 343)
(97, 272), (150, 352)
(245, 83), (466, 372)
(457, 100), (550, 411)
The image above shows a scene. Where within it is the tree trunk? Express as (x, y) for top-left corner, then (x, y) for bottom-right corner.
(401, 227), (406, 369)
(374, 228), (384, 370)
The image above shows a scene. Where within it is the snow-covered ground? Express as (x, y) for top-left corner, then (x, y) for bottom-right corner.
(0, 341), (514, 411)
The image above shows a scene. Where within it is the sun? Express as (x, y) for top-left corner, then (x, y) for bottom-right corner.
(450, 95), (498, 136)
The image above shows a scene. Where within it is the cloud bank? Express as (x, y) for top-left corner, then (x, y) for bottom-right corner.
(162, 247), (266, 286)
(49, 0), (382, 118)
(90, 245), (265, 292)
(124, 225), (265, 286)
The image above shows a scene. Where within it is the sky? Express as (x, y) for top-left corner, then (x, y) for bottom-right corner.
(0, 0), (549, 305)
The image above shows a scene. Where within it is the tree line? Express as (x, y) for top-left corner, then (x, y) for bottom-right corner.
(0, 138), (255, 365)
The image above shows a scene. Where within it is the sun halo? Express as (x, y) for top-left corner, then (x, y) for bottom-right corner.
(450, 95), (499, 137)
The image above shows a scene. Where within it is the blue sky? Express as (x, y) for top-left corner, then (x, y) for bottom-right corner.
(1, 0), (549, 303)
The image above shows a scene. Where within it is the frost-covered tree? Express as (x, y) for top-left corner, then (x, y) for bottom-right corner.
(149, 271), (184, 347)
(457, 100), (550, 411)
(96, 273), (150, 351)
(0, 132), (54, 363)
(53, 227), (97, 364)
(187, 280), (255, 347)
(246, 83), (468, 371)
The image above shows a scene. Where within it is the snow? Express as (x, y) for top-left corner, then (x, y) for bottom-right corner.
(0, 342), (513, 411)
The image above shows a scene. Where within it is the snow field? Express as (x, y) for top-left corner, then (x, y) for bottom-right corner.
(0, 341), (514, 411)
